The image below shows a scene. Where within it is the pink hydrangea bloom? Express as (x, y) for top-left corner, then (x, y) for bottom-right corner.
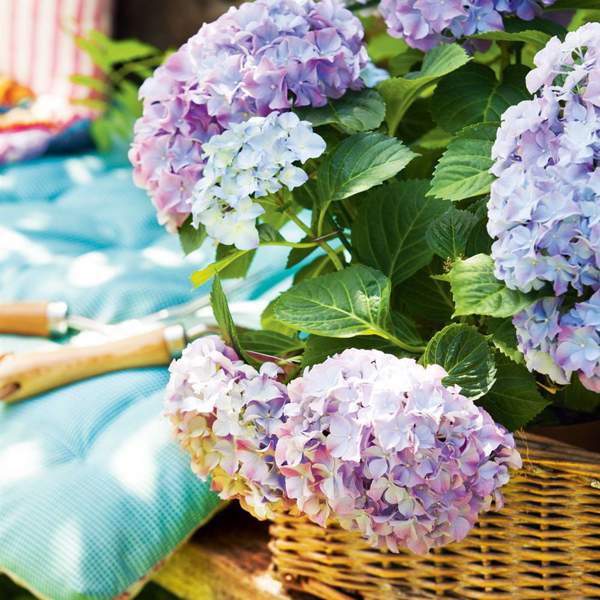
(165, 335), (292, 519)
(130, 0), (368, 232)
(275, 349), (521, 554)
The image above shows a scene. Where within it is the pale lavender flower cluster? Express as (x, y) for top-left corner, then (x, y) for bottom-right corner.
(165, 335), (291, 519)
(275, 349), (521, 554)
(379, 0), (556, 51)
(488, 24), (600, 391)
(129, 0), (367, 232)
(514, 292), (600, 392)
(192, 112), (326, 250)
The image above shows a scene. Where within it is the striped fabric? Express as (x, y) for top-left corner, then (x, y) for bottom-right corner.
(0, 0), (112, 103)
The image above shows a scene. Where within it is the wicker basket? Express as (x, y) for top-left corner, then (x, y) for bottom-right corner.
(269, 433), (600, 600)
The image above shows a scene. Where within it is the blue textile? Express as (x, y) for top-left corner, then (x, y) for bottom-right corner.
(0, 151), (293, 600)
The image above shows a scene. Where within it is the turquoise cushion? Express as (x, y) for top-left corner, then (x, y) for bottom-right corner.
(0, 152), (293, 599)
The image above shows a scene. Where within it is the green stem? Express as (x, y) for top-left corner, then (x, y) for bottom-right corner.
(265, 239), (324, 249)
(274, 196), (344, 271)
(327, 213), (353, 254)
(287, 210), (344, 271)
(499, 42), (512, 73)
(376, 327), (426, 354)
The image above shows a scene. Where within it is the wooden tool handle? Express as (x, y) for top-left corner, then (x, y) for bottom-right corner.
(0, 327), (175, 404)
(0, 301), (67, 337)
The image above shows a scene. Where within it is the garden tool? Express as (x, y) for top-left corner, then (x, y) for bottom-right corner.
(0, 270), (268, 338)
(0, 273), (271, 404)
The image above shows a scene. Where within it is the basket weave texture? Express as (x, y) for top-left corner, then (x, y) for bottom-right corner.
(269, 433), (600, 600)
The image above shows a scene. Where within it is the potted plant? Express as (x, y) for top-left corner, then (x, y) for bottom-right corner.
(130, 1), (600, 597)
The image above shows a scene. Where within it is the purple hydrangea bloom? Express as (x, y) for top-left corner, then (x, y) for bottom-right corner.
(514, 291), (600, 392)
(275, 349), (521, 554)
(129, 0), (368, 232)
(493, 25), (600, 392)
(526, 22), (600, 100)
(379, 0), (556, 51)
(488, 93), (600, 295)
(165, 335), (292, 519)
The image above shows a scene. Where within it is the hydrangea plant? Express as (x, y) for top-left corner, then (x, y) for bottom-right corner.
(128, 0), (600, 552)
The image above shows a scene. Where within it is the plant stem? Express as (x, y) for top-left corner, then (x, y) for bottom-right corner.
(286, 209), (344, 271)
(375, 327), (426, 354)
(273, 193), (345, 271)
(327, 213), (353, 254)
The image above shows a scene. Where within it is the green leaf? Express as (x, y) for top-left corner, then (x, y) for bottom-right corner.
(422, 324), (496, 399)
(439, 254), (541, 318)
(316, 132), (417, 206)
(75, 35), (111, 72)
(296, 89), (386, 135)
(238, 330), (304, 357)
(395, 261), (454, 323)
(89, 31), (158, 64)
(428, 122), (497, 201)
(215, 245), (256, 280)
(190, 224), (284, 286)
(191, 249), (251, 287)
(391, 311), (425, 349)
(89, 119), (112, 153)
(378, 43), (470, 134)
(412, 127), (453, 151)
(559, 376), (600, 414)
(256, 222), (285, 243)
(293, 178), (319, 210)
(115, 80), (142, 117)
(388, 49), (424, 77)
(487, 318), (524, 365)
(301, 335), (403, 368)
(549, 0), (600, 8)
(471, 18), (565, 48)
(211, 275), (256, 367)
(432, 64), (529, 134)
(367, 33), (409, 62)
(273, 264), (393, 339)
(179, 218), (207, 255)
(426, 206), (478, 260)
(69, 74), (109, 94)
(480, 355), (549, 431)
(352, 180), (448, 285)
(293, 254), (337, 284)
(261, 300), (297, 337)
(71, 98), (107, 112)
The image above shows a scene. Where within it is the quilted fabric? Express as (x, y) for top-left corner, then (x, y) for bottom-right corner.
(0, 150), (293, 599)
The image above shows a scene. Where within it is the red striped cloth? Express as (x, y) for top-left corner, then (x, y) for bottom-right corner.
(0, 0), (113, 104)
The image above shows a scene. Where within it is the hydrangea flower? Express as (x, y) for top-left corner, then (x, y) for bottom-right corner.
(165, 335), (291, 519)
(514, 292), (600, 392)
(488, 90), (600, 295)
(526, 22), (600, 100)
(379, 0), (556, 51)
(489, 24), (600, 391)
(275, 349), (521, 554)
(191, 112), (326, 249)
(129, 0), (368, 232)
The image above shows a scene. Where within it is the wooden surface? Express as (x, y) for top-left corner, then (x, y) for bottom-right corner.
(154, 505), (312, 600)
